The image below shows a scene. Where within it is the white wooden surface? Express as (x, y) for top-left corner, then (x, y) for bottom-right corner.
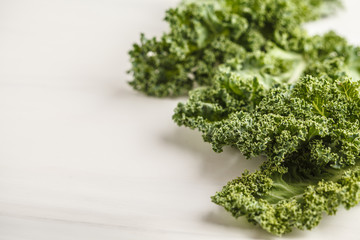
(0, 0), (360, 239)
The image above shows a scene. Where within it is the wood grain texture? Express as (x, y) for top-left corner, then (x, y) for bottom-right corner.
(0, 0), (359, 239)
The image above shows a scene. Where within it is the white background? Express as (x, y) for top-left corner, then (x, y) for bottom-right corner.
(0, 0), (360, 239)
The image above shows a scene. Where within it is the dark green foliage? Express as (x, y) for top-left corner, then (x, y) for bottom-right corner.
(128, 0), (342, 97)
(174, 74), (360, 235)
(212, 164), (360, 235)
(128, 0), (360, 236)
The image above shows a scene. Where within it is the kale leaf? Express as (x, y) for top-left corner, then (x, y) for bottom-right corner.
(128, 0), (342, 97)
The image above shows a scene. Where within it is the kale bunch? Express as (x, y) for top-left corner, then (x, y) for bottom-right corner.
(128, 0), (360, 236)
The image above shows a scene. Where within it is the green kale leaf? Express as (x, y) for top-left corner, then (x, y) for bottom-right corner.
(212, 162), (360, 235)
(128, 0), (342, 97)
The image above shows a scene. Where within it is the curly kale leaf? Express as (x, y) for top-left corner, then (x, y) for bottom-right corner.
(212, 162), (360, 235)
(128, 0), (342, 97)
(174, 74), (360, 168)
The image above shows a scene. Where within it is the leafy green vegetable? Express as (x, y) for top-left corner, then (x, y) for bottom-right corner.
(174, 71), (360, 165)
(175, 74), (360, 235)
(128, 0), (360, 236)
(128, 0), (342, 97)
(212, 163), (360, 235)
